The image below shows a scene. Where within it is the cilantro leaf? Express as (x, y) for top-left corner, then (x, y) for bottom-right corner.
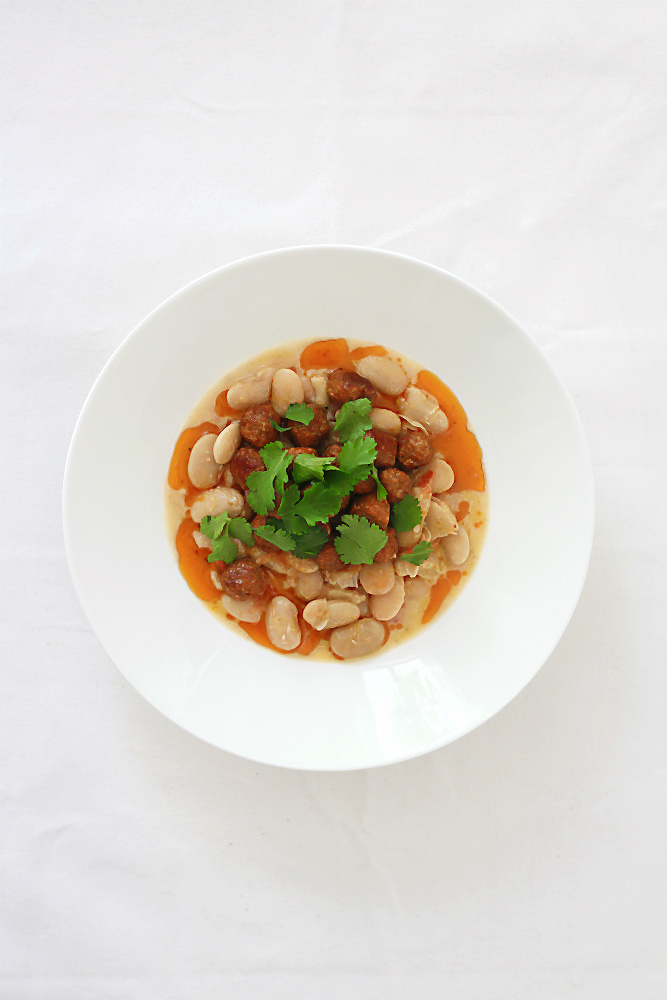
(390, 495), (422, 532)
(253, 524), (295, 552)
(275, 484), (307, 534)
(199, 512), (230, 540)
(338, 435), (376, 472)
(228, 517), (254, 547)
(334, 514), (388, 565)
(400, 540), (433, 566)
(291, 524), (328, 559)
(245, 441), (293, 515)
(296, 481), (344, 525)
(334, 398), (373, 442)
(207, 531), (239, 564)
(370, 468), (388, 500)
(285, 402), (315, 425)
(322, 467), (360, 495)
(291, 453), (337, 484)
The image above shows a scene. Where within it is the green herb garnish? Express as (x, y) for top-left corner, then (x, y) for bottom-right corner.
(400, 540), (433, 565)
(285, 402), (315, 425)
(253, 523), (295, 551)
(333, 514), (388, 565)
(338, 434), (376, 473)
(291, 453), (337, 484)
(199, 512), (255, 564)
(245, 441), (293, 515)
(370, 468), (388, 500)
(334, 398), (373, 442)
(291, 524), (329, 559)
(296, 481), (345, 525)
(390, 494), (422, 532)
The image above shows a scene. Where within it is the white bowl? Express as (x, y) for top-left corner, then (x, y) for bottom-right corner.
(63, 246), (594, 770)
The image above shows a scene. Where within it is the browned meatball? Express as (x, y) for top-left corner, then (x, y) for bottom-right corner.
(221, 558), (268, 598)
(350, 495), (390, 529)
(352, 476), (374, 494)
(230, 446), (265, 489)
(379, 468), (411, 503)
(373, 526), (398, 563)
(286, 446), (318, 457)
(317, 541), (345, 573)
(251, 515), (283, 550)
(321, 443), (342, 461)
(327, 368), (375, 405)
(368, 429), (397, 468)
(240, 403), (279, 449)
(289, 404), (329, 448)
(397, 429), (433, 470)
(338, 493), (350, 512)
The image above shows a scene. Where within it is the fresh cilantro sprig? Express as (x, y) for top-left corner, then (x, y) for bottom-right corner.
(338, 434), (376, 472)
(253, 523), (295, 552)
(390, 494), (422, 532)
(296, 481), (344, 525)
(291, 453), (337, 484)
(245, 441), (293, 515)
(334, 398), (373, 442)
(370, 468), (387, 500)
(200, 512), (255, 564)
(400, 540), (432, 566)
(291, 524), (328, 559)
(334, 514), (388, 565)
(285, 402), (315, 425)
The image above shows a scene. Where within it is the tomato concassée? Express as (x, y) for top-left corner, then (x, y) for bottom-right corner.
(165, 338), (487, 660)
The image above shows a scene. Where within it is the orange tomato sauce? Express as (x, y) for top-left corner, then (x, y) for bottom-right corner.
(300, 338), (356, 372)
(422, 570), (462, 624)
(168, 421), (220, 506)
(348, 345), (388, 361)
(175, 516), (220, 602)
(416, 370), (485, 492)
(215, 390), (243, 419)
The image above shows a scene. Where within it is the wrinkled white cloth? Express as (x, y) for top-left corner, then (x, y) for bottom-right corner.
(1, 2), (666, 998)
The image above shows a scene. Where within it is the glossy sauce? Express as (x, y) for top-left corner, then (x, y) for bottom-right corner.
(300, 338), (356, 372)
(175, 516), (220, 602)
(422, 570), (462, 624)
(215, 390), (243, 419)
(168, 421), (220, 506)
(416, 370), (485, 492)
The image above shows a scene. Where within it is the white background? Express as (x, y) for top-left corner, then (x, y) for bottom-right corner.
(2, 2), (666, 997)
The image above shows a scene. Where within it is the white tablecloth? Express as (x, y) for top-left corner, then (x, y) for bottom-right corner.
(2, 3), (666, 997)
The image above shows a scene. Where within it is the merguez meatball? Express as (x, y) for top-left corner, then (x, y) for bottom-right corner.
(379, 468), (411, 503)
(286, 447), (318, 457)
(327, 368), (375, 405)
(321, 443), (342, 461)
(240, 403), (279, 449)
(350, 495), (390, 529)
(316, 541), (345, 573)
(221, 558), (268, 598)
(230, 446), (265, 489)
(288, 404), (329, 448)
(367, 429), (397, 468)
(397, 429), (433, 470)
(373, 526), (398, 563)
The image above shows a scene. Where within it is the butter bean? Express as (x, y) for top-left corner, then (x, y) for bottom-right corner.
(226, 368), (273, 409)
(190, 486), (245, 523)
(187, 434), (223, 489)
(265, 596), (301, 651)
(355, 356), (408, 395)
(329, 618), (385, 659)
(213, 421), (241, 465)
(425, 498), (458, 540)
(221, 595), (263, 623)
(271, 368), (304, 416)
(359, 561), (395, 595)
(443, 526), (470, 565)
(370, 408), (402, 436)
(369, 577), (405, 621)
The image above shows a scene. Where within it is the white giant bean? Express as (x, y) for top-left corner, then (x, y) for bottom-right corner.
(329, 618), (385, 659)
(370, 408), (402, 436)
(226, 368), (274, 409)
(359, 562), (395, 595)
(425, 498), (458, 540)
(422, 457), (455, 492)
(355, 356), (408, 395)
(213, 421), (241, 465)
(187, 434), (223, 489)
(303, 599), (360, 630)
(190, 486), (245, 523)
(265, 596), (301, 651)
(311, 375), (328, 408)
(295, 569), (324, 601)
(271, 368), (304, 416)
(369, 577), (405, 621)
(399, 387), (449, 433)
(221, 595), (263, 623)
(443, 526), (470, 566)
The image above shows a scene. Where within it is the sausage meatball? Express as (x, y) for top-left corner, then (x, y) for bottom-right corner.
(316, 541), (345, 573)
(397, 429), (433, 470)
(327, 368), (375, 405)
(321, 443), (342, 461)
(379, 468), (411, 503)
(288, 404), (329, 448)
(352, 475), (374, 494)
(240, 403), (279, 449)
(230, 446), (265, 489)
(251, 515), (284, 550)
(373, 526), (398, 563)
(350, 495), (390, 529)
(286, 447), (318, 457)
(221, 558), (268, 598)
(368, 429), (397, 468)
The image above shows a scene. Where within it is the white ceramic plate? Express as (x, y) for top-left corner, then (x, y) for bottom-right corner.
(63, 246), (594, 770)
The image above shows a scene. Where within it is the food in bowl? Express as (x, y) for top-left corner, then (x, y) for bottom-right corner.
(165, 338), (487, 659)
